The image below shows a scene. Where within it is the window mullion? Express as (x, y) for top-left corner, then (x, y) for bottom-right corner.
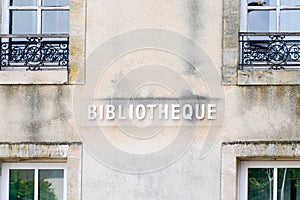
(241, 0), (247, 32)
(37, 0), (42, 34)
(2, 0), (9, 34)
(41, 6), (70, 10)
(277, 8), (280, 32)
(273, 167), (278, 200)
(238, 162), (248, 200)
(37, 8), (42, 34)
(277, 0), (281, 7)
(64, 168), (67, 200)
(34, 168), (39, 200)
(277, 0), (281, 32)
(245, 165), (248, 200)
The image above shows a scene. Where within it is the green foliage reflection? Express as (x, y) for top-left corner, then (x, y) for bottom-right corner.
(9, 170), (57, 200)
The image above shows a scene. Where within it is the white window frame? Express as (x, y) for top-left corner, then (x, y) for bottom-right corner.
(1, 0), (70, 34)
(0, 163), (67, 200)
(240, 0), (300, 32)
(239, 161), (300, 200)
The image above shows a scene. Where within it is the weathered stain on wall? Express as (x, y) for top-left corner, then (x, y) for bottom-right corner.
(0, 86), (78, 142)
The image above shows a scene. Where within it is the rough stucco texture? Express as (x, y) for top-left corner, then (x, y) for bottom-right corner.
(0, 85), (79, 142)
(2, 0), (300, 200)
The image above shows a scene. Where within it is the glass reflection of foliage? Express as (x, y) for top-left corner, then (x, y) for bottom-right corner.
(278, 168), (300, 200)
(9, 170), (57, 200)
(39, 180), (57, 200)
(10, 179), (34, 200)
(248, 168), (273, 200)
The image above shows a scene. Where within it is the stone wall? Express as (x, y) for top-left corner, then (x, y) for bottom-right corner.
(0, 0), (299, 199)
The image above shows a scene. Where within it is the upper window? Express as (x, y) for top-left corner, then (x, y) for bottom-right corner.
(241, 0), (300, 32)
(240, 0), (300, 70)
(2, 0), (70, 34)
(239, 161), (300, 200)
(0, 0), (70, 73)
(0, 163), (67, 200)
(0, 0), (85, 84)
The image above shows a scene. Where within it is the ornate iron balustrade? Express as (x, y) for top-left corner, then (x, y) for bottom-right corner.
(240, 32), (300, 70)
(0, 34), (69, 71)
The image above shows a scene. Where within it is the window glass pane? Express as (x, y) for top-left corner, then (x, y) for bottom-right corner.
(280, 10), (300, 32)
(281, 0), (300, 6)
(248, 0), (277, 6)
(248, 168), (274, 200)
(277, 168), (300, 200)
(9, 169), (35, 200)
(11, 11), (37, 34)
(38, 169), (64, 200)
(42, 11), (69, 34)
(42, 0), (69, 6)
(248, 10), (276, 32)
(11, 0), (37, 6)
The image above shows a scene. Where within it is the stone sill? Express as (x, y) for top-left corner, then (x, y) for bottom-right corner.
(238, 69), (300, 85)
(0, 70), (68, 84)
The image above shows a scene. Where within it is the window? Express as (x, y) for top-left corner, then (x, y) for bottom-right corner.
(0, 163), (67, 200)
(241, 0), (300, 32)
(239, 161), (300, 200)
(240, 0), (300, 70)
(0, 0), (85, 84)
(0, 0), (70, 82)
(2, 0), (70, 34)
(223, 0), (300, 85)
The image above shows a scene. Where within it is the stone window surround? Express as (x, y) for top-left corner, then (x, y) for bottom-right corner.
(0, 0), (86, 84)
(221, 141), (300, 200)
(222, 0), (300, 86)
(0, 142), (82, 200)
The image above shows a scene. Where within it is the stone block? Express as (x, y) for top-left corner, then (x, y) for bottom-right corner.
(0, 70), (68, 85)
(238, 70), (300, 85)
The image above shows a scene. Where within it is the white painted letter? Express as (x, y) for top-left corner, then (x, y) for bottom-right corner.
(106, 105), (116, 120)
(118, 105), (126, 120)
(147, 104), (157, 120)
(208, 104), (217, 120)
(88, 105), (97, 120)
(159, 104), (169, 120)
(182, 104), (193, 120)
(129, 104), (134, 120)
(171, 104), (181, 120)
(99, 104), (104, 120)
(195, 104), (205, 120)
(136, 104), (146, 120)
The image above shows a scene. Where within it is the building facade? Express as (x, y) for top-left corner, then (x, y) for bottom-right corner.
(0, 0), (300, 199)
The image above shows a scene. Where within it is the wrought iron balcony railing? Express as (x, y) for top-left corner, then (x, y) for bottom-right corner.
(0, 34), (69, 71)
(240, 32), (300, 70)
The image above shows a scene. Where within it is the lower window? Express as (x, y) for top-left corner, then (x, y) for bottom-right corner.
(239, 161), (300, 200)
(1, 163), (67, 200)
